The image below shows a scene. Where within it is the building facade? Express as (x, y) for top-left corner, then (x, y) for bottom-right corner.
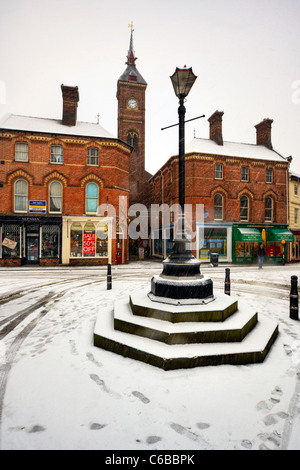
(288, 172), (300, 262)
(0, 85), (131, 266)
(150, 111), (293, 264)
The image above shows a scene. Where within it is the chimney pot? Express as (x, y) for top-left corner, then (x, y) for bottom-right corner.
(61, 84), (80, 126)
(208, 110), (224, 145)
(255, 118), (273, 149)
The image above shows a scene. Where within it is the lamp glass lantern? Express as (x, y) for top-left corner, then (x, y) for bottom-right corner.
(170, 67), (197, 99)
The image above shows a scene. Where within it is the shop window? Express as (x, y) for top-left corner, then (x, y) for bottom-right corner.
(241, 166), (249, 182)
(240, 195), (249, 221)
(70, 222), (83, 257)
(96, 222), (108, 257)
(265, 196), (273, 222)
(199, 227), (228, 260)
(15, 142), (28, 162)
(41, 225), (60, 258)
(215, 163), (223, 179)
(14, 179), (28, 212)
(87, 147), (99, 166)
(214, 193), (223, 220)
(83, 222), (96, 257)
(86, 183), (98, 214)
(49, 181), (63, 213)
(50, 145), (63, 164)
(266, 168), (273, 183)
(1, 224), (20, 258)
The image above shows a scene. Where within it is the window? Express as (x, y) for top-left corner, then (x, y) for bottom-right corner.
(41, 225), (60, 258)
(70, 221), (108, 258)
(49, 181), (63, 213)
(241, 166), (249, 182)
(127, 131), (138, 151)
(87, 147), (99, 166)
(15, 142), (28, 162)
(294, 184), (298, 196)
(14, 179), (28, 212)
(265, 196), (273, 222)
(50, 145), (63, 164)
(215, 163), (223, 179)
(214, 193), (223, 220)
(240, 195), (249, 221)
(266, 167), (273, 183)
(295, 208), (299, 225)
(86, 183), (98, 213)
(1, 224), (21, 258)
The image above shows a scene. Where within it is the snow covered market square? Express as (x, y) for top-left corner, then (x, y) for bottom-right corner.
(0, 260), (300, 451)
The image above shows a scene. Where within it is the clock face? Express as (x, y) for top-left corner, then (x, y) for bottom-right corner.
(128, 98), (138, 109)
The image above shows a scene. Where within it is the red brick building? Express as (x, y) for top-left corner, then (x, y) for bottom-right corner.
(150, 110), (293, 264)
(0, 85), (131, 266)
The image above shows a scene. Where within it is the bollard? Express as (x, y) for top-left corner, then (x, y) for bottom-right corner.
(290, 275), (299, 320)
(107, 263), (112, 290)
(224, 268), (230, 296)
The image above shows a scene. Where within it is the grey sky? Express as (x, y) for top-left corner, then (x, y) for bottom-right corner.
(0, 0), (299, 175)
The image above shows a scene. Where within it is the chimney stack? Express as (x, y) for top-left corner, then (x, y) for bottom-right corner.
(255, 118), (273, 149)
(208, 110), (224, 145)
(61, 85), (79, 126)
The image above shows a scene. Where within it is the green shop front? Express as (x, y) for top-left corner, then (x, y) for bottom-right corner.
(232, 224), (294, 264)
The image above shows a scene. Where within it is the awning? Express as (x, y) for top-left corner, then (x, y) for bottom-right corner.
(267, 228), (294, 242)
(235, 228), (262, 242)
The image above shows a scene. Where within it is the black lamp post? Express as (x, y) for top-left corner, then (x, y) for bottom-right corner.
(150, 67), (213, 302)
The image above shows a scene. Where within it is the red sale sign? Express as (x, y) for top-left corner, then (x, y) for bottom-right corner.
(83, 233), (96, 254)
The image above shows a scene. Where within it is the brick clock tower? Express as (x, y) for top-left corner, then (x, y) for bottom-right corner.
(117, 27), (148, 206)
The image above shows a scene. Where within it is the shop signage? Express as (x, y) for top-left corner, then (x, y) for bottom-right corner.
(2, 237), (17, 250)
(83, 232), (96, 254)
(29, 200), (47, 214)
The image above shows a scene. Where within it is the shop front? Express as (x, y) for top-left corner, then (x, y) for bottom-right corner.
(290, 230), (300, 262)
(232, 226), (262, 264)
(0, 216), (62, 266)
(232, 224), (294, 264)
(62, 216), (126, 266)
(265, 227), (294, 264)
(197, 224), (232, 263)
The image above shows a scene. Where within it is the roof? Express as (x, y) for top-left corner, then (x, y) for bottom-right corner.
(118, 64), (147, 85)
(0, 113), (115, 140)
(185, 137), (288, 163)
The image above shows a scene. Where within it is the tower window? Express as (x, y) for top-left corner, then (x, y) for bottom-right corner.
(127, 131), (138, 151)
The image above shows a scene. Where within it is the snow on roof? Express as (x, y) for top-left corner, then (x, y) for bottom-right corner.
(0, 113), (115, 140)
(185, 137), (288, 163)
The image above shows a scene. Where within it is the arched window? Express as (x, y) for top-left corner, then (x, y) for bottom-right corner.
(86, 182), (99, 213)
(240, 195), (249, 221)
(49, 181), (63, 213)
(127, 130), (138, 151)
(265, 196), (273, 222)
(214, 193), (223, 220)
(14, 179), (28, 212)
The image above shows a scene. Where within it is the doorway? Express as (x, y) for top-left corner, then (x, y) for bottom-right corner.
(26, 234), (39, 264)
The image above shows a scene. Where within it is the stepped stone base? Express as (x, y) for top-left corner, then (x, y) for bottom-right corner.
(93, 289), (279, 370)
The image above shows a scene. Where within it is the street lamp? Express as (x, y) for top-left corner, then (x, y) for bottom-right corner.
(150, 66), (213, 302)
(170, 67), (197, 222)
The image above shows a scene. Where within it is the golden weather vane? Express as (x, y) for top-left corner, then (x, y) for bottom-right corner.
(128, 22), (134, 31)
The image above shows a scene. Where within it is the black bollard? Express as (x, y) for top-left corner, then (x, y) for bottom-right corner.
(290, 275), (299, 320)
(107, 263), (112, 290)
(224, 268), (230, 296)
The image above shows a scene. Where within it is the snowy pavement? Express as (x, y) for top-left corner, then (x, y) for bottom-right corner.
(0, 261), (300, 450)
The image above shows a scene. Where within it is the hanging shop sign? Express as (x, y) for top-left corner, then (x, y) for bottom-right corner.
(29, 200), (47, 214)
(2, 237), (17, 250)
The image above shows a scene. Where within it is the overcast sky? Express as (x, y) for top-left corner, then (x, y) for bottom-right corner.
(1, 0), (300, 176)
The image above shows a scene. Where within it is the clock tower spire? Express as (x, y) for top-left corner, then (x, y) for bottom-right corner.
(117, 25), (148, 207)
